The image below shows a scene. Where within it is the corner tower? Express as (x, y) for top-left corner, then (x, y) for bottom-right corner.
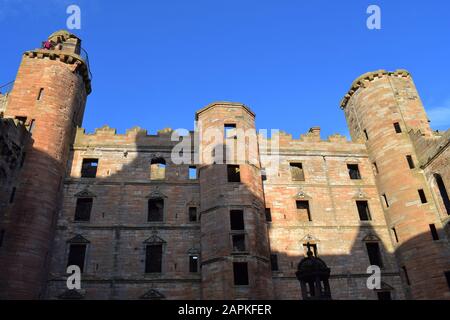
(196, 102), (273, 299)
(0, 31), (91, 299)
(341, 70), (450, 299)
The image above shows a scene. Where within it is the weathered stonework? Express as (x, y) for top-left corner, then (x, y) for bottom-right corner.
(0, 32), (449, 300)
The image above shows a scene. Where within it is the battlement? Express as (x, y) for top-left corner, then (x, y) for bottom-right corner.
(74, 126), (192, 148)
(340, 69), (411, 109)
(258, 127), (367, 155)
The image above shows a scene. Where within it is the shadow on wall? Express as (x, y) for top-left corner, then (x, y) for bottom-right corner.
(4, 129), (448, 300)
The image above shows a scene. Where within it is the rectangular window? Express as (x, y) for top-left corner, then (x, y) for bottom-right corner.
(0, 230), (5, 247)
(15, 116), (27, 125)
(189, 256), (199, 273)
(145, 245), (163, 273)
(150, 159), (166, 180)
(290, 163), (305, 181)
(224, 124), (237, 139)
(232, 234), (246, 252)
(406, 155), (415, 169)
(377, 291), (392, 300)
(363, 129), (369, 141)
(148, 199), (164, 222)
(394, 122), (402, 133)
(347, 164), (362, 180)
(444, 271), (450, 289)
(402, 266), (411, 285)
(418, 189), (427, 204)
(20, 152), (26, 168)
(230, 210), (245, 231)
(261, 168), (267, 181)
(74, 198), (93, 222)
(392, 227), (399, 243)
(189, 166), (197, 180)
(270, 254), (279, 271)
(382, 194), (390, 208)
(227, 165), (241, 183)
(81, 159), (98, 178)
(296, 200), (312, 222)
(67, 244), (87, 273)
(188, 207), (197, 222)
(265, 208), (272, 222)
(429, 224), (439, 241)
(9, 187), (16, 203)
(37, 88), (44, 100)
(303, 244), (318, 257)
(356, 201), (372, 221)
(366, 242), (383, 268)
(233, 262), (249, 286)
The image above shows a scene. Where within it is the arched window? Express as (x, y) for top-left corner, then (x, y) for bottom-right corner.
(434, 174), (450, 215)
(150, 158), (166, 180)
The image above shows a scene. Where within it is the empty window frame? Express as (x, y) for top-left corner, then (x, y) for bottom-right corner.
(150, 158), (166, 180)
(394, 122), (402, 133)
(74, 198), (93, 222)
(270, 254), (279, 271)
(15, 116), (27, 125)
(230, 210), (245, 231)
(148, 198), (164, 222)
(366, 242), (383, 268)
(227, 165), (241, 182)
(356, 201), (372, 221)
(429, 224), (439, 241)
(81, 159), (98, 178)
(265, 208), (272, 222)
(0, 230), (5, 247)
(224, 124), (237, 139)
(67, 244), (87, 273)
(145, 245), (163, 273)
(290, 163), (305, 181)
(406, 155), (415, 169)
(418, 189), (428, 204)
(444, 271), (450, 289)
(189, 166), (197, 180)
(233, 262), (249, 286)
(296, 200), (312, 222)
(189, 256), (199, 273)
(188, 207), (198, 222)
(347, 164), (362, 180)
(232, 234), (246, 252)
(303, 244), (318, 257)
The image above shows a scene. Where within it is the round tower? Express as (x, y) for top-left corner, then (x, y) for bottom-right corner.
(196, 102), (273, 299)
(0, 31), (91, 299)
(341, 70), (450, 299)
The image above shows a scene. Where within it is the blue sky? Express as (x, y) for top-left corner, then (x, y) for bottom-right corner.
(1, 0), (449, 138)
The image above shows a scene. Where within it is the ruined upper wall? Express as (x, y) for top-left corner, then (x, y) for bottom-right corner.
(410, 128), (450, 168)
(258, 127), (368, 156)
(74, 126), (193, 149)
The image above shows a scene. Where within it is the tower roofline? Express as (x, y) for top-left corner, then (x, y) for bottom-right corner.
(195, 101), (255, 120)
(340, 69), (411, 110)
(48, 30), (80, 41)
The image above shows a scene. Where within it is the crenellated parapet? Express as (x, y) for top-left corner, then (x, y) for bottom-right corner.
(340, 69), (410, 109)
(258, 127), (367, 155)
(74, 125), (192, 149)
